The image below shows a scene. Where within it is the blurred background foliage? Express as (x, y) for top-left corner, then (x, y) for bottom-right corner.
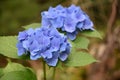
(0, 0), (114, 36)
(0, 0), (120, 80)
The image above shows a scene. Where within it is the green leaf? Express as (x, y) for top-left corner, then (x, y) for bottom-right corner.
(23, 23), (41, 30)
(0, 36), (29, 59)
(81, 30), (102, 39)
(0, 70), (37, 80)
(0, 68), (3, 78)
(70, 36), (89, 49)
(3, 62), (25, 73)
(0, 36), (19, 58)
(0, 62), (37, 80)
(65, 51), (97, 67)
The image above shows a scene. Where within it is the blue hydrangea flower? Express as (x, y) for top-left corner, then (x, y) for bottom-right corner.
(17, 27), (71, 66)
(41, 4), (94, 40)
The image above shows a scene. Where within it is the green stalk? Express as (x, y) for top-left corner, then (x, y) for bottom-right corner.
(43, 60), (46, 80)
(53, 67), (56, 80)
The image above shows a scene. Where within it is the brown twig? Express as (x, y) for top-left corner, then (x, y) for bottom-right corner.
(107, 0), (118, 39)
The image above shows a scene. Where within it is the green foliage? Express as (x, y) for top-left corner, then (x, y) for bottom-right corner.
(65, 51), (96, 67)
(0, 36), (18, 58)
(0, 62), (37, 80)
(0, 0), (40, 35)
(23, 23), (41, 30)
(0, 36), (29, 59)
(3, 62), (25, 73)
(65, 31), (100, 67)
(81, 30), (102, 39)
(0, 68), (3, 78)
(70, 36), (89, 49)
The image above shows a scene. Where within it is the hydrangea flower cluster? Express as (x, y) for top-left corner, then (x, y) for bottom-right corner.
(41, 5), (94, 40)
(17, 27), (71, 66)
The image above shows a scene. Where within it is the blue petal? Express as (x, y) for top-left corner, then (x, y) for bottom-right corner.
(46, 58), (58, 66)
(26, 28), (35, 36)
(18, 31), (27, 41)
(49, 27), (60, 38)
(67, 4), (80, 14)
(41, 50), (52, 59)
(50, 17), (64, 28)
(77, 22), (84, 30)
(64, 17), (76, 33)
(51, 37), (61, 51)
(30, 53), (41, 60)
(37, 35), (50, 50)
(42, 7), (57, 19)
(29, 40), (40, 52)
(55, 5), (64, 10)
(48, 7), (58, 19)
(45, 52), (59, 66)
(31, 51), (38, 56)
(83, 18), (94, 30)
(41, 16), (51, 27)
(17, 42), (26, 56)
(66, 45), (71, 54)
(59, 53), (68, 61)
(67, 31), (78, 40)
(60, 43), (67, 52)
(82, 14), (94, 30)
(41, 11), (50, 18)
(22, 40), (29, 50)
(59, 45), (71, 61)
(27, 35), (34, 44)
(35, 28), (44, 37)
(56, 5), (67, 17)
(74, 11), (85, 22)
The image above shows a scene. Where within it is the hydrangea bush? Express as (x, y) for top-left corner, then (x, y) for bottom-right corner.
(41, 5), (94, 40)
(17, 27), (71, 66)
(0, 4), (101, 80)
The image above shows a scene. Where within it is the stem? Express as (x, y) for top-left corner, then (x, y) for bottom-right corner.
(53, 67), (56, 80)
(43, 60), (46, 80)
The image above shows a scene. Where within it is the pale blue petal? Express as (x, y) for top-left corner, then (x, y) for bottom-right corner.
(22, 40), (29, 50)
(48, 7), (58, 18)
(18, 31), (27, 41)
(41, 50), (52, 59)
(67, 4), (80, 14)
(30, 53), (41, 60)
(51, 37), (61, 51)
(64, 17), (76, 33)
(55, 5), (64, 10)
(30, 40), (40, 52)
(77, 22), (84, 30)
(67, 31), (77, 40)
(38, 36), (50, 49)
(60, 43), (67, 52)
(56, 5), (67, 17)
(41, 16), (51, 27)
(45, 52), (59, 66)
(59, 53), (68, 61)
(30, 51), (38, 56)
(50, 17), (63, 28)
(46, 58), (58, 66)
(74, 12), (85, 22)
(49, 27), (60, 37)
(83, 18), (94, 30)
(26, 28), (34, 36)
(17, 42), (26, 56)
(59, 45), (70, 61)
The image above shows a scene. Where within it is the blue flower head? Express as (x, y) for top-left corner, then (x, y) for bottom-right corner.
(41, 4), (94, 40)
(17, 27), (71, 66)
